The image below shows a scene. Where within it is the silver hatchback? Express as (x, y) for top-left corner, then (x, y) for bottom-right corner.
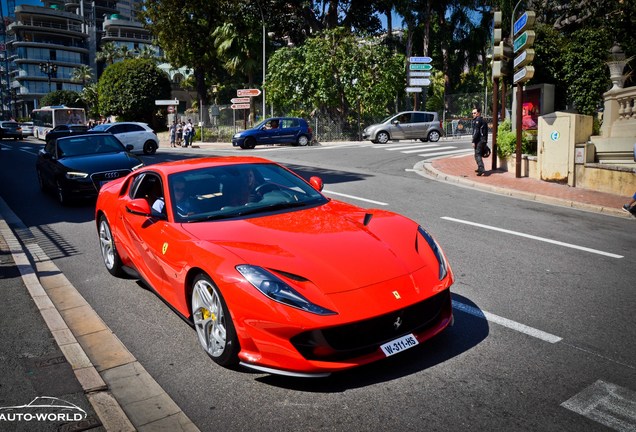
(363, 111), (443, 144)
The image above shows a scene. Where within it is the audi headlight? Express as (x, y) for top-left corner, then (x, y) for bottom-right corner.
(65, 171), (88, 179)
(418, 226), (448, 280)
(236, 265), (336, 316)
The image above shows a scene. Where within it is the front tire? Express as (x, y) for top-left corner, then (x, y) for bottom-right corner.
(375, 131), (390, 144)
(98, 215), (125, 277)
(191, 274), (240, 367)
(240, 138), (256, 150)
(143, 140), (157, 155)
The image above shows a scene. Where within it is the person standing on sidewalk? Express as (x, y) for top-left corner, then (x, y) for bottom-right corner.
(472, 106), (488, 176)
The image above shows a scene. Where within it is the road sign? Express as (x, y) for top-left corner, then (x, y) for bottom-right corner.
(514, 49), (535, 69)
(230, 97), (250, 104)
(167, 106), (175, 113)
(231, 103), (251, 110)
(409, 63), (433, 71)
(513, 66), (535, 84)
(409, 56), (432, 63)
(405, 87), (423, 93)
(409, 71), (431, 78)
(155, 99), (179, 106)
(409, 78), (431, 86)
(514, 11), (536, 36)
(513, 30), (535, 53)
(237, 88), (261, 97)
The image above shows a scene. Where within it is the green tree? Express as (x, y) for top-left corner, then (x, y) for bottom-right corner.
(97, 58), (171, 123)
(266, 28), (405, 122)
(40, 90), (86, 109)
(79, 83), (100, 120)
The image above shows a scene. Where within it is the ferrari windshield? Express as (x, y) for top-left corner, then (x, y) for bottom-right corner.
(168, 163), (328, 222)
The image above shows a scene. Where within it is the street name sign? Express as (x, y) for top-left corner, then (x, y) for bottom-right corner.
(513, 11), (536, 36)
(409, 63), (433, 71)
(513, 30), (535, 53)
(513, 66), (535, 84)
(409, 78), (431, 86)
(230, 97), (250, 104)
(405, 87), (423, 93)
(408, 71), (431, 77)
(231, 103), (251, 110)
(514, 49), (535, 69)
(409, 56), (432, 63)
(155, 99), (179, 106)
(237, 88), (261, 97)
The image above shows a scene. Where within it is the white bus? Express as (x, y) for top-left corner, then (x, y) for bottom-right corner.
(31, 106), (86, 140)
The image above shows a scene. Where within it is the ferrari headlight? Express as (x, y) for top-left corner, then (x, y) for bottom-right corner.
(236, 265), (336, 316)
(418, 226), (448, 280)
(65, 171), (89, 179)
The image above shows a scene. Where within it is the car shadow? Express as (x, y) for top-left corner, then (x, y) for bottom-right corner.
(254, 293), (489, 390)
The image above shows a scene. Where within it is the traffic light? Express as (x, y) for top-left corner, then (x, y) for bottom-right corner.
(492, 11), (506, 79)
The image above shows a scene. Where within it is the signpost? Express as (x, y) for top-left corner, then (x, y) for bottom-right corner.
(409, 63), (433, 71)
(408, 71), (431, 78)
(230, 97), (250, 104)
(409, 78), (431, 87)
(405, 87), (423, 93)
(231, 103), (251, 110)
(407, 56), (433, 109)
(237, 88), (261, 97)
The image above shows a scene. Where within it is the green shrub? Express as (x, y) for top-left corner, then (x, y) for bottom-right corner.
(496, 119), (531, 158)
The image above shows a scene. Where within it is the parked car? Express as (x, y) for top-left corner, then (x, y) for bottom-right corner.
(36, 133), (144, 205)
(0, 121), (23, 140)
(362, 111), (444, 144)
(19, 121), (34, 137)
(95, 156), (454, 376)
(91, 122), (159, 155)
(44, 124), (91, 145)
(232, 117), (313, 149)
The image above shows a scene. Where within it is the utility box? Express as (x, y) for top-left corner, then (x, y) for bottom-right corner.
(538, 112), (593, 186)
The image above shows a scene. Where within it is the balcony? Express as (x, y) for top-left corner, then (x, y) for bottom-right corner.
(8, 20), (84, 36)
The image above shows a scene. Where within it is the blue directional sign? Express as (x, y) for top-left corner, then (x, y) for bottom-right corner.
(409, 56), (432, 64)
(514, 11), (536, 36)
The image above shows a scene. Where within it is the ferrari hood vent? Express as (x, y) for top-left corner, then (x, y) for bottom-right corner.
(363, 213), (373, 226)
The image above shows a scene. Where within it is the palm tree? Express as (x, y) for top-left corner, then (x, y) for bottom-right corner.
(71, 65), (94, 87)
(96, 42), (121, 65)
(135, 45), (157, 60)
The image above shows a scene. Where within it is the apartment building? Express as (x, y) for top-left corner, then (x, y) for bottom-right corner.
(2, 0), (152, 119)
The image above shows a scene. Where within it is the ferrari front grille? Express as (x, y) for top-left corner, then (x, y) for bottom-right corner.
(290, 289), (451, 361)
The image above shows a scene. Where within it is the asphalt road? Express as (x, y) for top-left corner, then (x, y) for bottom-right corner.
(1, 137), (634, 432)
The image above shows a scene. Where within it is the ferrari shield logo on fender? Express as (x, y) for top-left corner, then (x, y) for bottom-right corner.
(392, 291), (401, 299)
(162, 242), (168, 255)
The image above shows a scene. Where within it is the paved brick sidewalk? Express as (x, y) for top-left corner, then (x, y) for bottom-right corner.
(423, 154), (632, 218)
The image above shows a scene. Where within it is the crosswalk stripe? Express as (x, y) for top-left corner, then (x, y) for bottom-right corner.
(386, 144), (439, 151)
(402, 146), (456, 154)
(419, 149), (473, 158)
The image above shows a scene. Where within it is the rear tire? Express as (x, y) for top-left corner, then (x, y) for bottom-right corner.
(143, 140), (157, 155)
(297, 135), (309, 146)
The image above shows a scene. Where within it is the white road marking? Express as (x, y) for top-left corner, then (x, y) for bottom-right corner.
(442, 217), (624, 259)
(402, 146), (456, 154)
(419, 149), (473, 158)
(387, 144), (439, 151)
(323, 190), (389, 206)
(561, 380), (636, 432)
(452, 300), (562, 343)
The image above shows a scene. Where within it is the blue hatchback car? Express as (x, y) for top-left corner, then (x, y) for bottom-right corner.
(232, 117), (313, 149)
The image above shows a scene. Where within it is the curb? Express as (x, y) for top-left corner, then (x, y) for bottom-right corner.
(0, 196), (199, 432)
(415, 159), (631, 219)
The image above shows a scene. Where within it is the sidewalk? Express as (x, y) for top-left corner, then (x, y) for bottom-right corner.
(419, 153), (632, 218)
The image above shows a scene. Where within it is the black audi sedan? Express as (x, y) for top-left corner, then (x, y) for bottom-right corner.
(36, 133), (144, 204)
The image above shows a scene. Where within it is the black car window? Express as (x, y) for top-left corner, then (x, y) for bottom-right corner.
(109, 125), (126, 134)
(127, 124), (144, 132)
(44, 141), (55, 155)
(57, 135), (124, 157)
(131, 172), (163, 206)
(412, 112), (434, 123)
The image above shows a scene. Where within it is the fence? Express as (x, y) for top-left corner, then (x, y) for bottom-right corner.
(183, 91), (503, 142)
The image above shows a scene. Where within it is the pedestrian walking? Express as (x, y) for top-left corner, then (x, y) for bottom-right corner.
(169, 121), (177, 147)
(176, 122), (183, 147)
(472, 106), (488, 176)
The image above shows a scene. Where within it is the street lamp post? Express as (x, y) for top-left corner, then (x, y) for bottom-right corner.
(39, 61), (58, 93)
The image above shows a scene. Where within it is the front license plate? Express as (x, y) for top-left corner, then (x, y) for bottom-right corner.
(380, 333), (419, 357)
